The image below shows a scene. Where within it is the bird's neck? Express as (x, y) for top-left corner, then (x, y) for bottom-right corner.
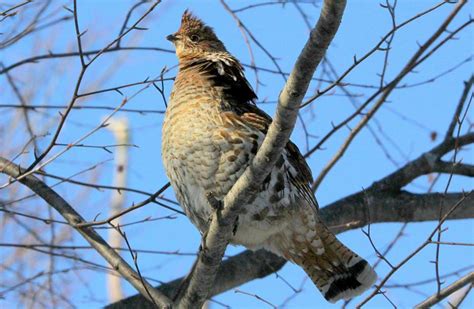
(176, 51), (257, 106)
(178, 52), (236, 71)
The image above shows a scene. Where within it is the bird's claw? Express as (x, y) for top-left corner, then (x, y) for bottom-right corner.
(206, 191), (223, 211)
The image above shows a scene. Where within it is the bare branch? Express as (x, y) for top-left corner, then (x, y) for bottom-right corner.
(322, 191), (473, 234)
(106, 249), (285, 309)
(72, 0), (86, 68)
(0, 46), (173, 75)
(76, 183), (172, 228)
(374, 133), (474, 191)
(445, 75), (474, 139)
(433, 160), (474, 177)
(0, 1), (32, 20)
(107, 189), (473, 308)
(415, 272), (474, 308)
(14, 0), (161, 178)
(311, 0), (470, 191)
(0, 103), (166, 114)
(357, 192), (471, 307)
(0, 157), (173, 308)
(300, 0), (448, 108)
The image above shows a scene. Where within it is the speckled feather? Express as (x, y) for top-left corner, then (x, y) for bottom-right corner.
(161, 10), (376, 303)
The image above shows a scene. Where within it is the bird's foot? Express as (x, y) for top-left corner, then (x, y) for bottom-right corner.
(206, 191), (223, 211)
(199, 230), (208, 253)
(232, 216), (239, 236)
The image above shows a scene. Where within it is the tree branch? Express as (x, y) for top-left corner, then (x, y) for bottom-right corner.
(445, 75), (474, 139)
(322, 191), (473, 234)
(433, 161), (474, 178)
(311, 0), (470, 191)
(106, 249), (286, 309)
(106, 189), (473, 308)
(374, 132), (474, 191)
(0, 157), (173, 308)
(414, 272), (474, 308)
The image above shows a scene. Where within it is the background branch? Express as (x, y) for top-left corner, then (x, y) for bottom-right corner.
(0, 157), (173, 308)
(415, 272), (473, 308)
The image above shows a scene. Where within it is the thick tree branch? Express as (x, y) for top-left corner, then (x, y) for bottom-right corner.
(106, 249), (286, 309)
(174, 1), (347, 308)
(374, 132), (474, 191)
(0, 157), (173, 308)
(322, 191), (473, 234)
(107, 190), (473, 308)
(433, 161), (474, 178)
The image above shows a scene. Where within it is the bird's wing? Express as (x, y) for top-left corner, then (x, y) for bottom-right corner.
(238, 108), (314, 185)
(188, 52), (315, 202)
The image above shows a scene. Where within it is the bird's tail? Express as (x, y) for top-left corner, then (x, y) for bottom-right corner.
(272, 215), (376, 303)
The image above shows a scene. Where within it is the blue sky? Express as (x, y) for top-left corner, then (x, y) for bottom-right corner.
(1, 0), (473, 308)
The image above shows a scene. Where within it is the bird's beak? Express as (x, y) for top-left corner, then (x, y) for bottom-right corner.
(166, 34), (178, 42)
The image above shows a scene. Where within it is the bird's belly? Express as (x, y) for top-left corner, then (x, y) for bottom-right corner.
(173, 179), (289, 248)
(163, 133), (220, 232)
(162, 102), (294, 247)
(165, 148), (290, 242)
(232, 195), (290, 249)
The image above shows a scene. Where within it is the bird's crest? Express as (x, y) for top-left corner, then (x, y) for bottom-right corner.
(167, 9), (226, 56)
(179, 9), (206, 34)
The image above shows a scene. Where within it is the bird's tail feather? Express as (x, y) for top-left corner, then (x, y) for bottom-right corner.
(273, 216), (376, 303)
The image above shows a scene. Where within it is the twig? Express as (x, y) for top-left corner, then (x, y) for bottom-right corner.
(0, 46), (173, 75)
(17, 0), (161, 177)
(109, 223), (158, 308)
(220, 0), (260, 92)
(311, 0), (469, 191)
(0, 157), (173, 307)
(219, 0), (286, 81)
(0, 104), (166, 114)
(234, 289), (277, 308)
(445, 75), (474, 139)
(415, 272), (474, 308)
(384, 265), (474, 288)
(300, 0), (448, 108)
(356, 192), (471, 307)
(0, 1), (32, 19)
(2, 72), (160, 188)
(76, 183), (171, 227)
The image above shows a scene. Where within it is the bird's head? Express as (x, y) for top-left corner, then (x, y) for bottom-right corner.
(167, 10), (227, 60)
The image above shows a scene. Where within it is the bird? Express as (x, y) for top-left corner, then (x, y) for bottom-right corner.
(162, 10), (376, 303)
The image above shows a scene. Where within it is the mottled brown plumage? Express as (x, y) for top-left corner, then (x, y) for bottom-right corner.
(162, 10), (376, 303)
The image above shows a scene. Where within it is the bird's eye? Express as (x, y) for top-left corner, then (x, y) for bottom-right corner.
(190, 34), (200, 42)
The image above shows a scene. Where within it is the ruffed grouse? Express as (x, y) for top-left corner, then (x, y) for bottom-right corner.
(162, 10), (376, 303)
